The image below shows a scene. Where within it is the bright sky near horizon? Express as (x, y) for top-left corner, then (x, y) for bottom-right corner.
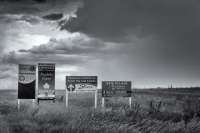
(1, 0), (200, 89)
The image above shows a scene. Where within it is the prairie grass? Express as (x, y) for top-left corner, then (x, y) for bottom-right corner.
(1, 89), (200, 132)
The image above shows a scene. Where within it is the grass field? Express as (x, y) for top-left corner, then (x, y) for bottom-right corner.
(1, 89), (200, 133)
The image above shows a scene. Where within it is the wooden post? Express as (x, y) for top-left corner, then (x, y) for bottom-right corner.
(95, 91), (97, 108)
(18, 99), (20, 110)
(66, 91), (68, 108)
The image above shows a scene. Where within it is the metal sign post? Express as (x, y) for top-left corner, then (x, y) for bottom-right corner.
(33, 99), (35, 109)
(102, 97), (104, 108)
(66, 91), (68, 108)
(95, 91), (97, 108)
(129, 97), (132, 108)
(18, 99), (20, 110)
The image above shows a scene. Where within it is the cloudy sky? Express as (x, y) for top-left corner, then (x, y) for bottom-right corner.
(0, 0), (200, 89)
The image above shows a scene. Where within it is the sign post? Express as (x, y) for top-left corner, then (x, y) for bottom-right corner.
(18, 99), (20, 110)
(95, 91), (97, 108)
(38, 63), (55, 104)
(18, 64), (36, 110)
(66, 91), (68, 108)
(102, 97), (104, 108)
(33, 99), (35, 108)
(102, 81), (132, 108)
(66, 76), (97, 108)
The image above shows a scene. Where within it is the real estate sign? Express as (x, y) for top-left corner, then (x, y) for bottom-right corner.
(102, 81), (131, 97)
(66, 76), (97, 92)
(38, 63), (55, 99)
(18, 64), (36, 99)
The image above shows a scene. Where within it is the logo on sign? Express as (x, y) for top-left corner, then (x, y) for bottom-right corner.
(68, 84), (75, 92)
(43, 83), (50, 89)
(19, 76), (25, 81)
(20, 66), (36, 72)
(78, 84), (93, 89)
(28, 66), (36, 72)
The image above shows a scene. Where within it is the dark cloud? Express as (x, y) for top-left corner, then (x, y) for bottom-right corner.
(32, 0), (46, 3)
(57, 19), (67, 27)
(0, 0), (81, 17)
(2, 50), (91, 66)
(0, 3), (42, 15)
(60, 0), (200, 43)
(0, 0), (45, 3)
(42, 13), (63, 20)
(58, 0), (200, 84)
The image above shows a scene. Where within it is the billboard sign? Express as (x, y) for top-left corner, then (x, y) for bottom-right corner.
(102, 81), (131, 97)
(38, 63), (55, 99)
(18, 64), (36, 99)
(66, 76), (97, 92)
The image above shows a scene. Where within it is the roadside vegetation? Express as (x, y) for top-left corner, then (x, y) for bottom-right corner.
(1, 89), (200, 133)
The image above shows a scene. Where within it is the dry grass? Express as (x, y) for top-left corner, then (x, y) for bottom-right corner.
(1, 90), (200, 133)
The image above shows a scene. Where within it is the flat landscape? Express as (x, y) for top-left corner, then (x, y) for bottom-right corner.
(1, 88), (200, 133)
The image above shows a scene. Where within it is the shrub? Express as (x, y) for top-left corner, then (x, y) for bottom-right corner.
(150, 112), (182, 123)
(175, 94), (184, 100)
(181, 98), (198, 125)
(56, 96), (64, 102)
(148, 100), (162, 114)
(125, 102), (141, 117)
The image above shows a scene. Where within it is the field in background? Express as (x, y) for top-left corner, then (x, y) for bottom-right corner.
(1, 89), (200, 132)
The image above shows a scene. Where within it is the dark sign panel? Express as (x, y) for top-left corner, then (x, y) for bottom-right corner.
(102, 81), (131, 97)
(18, 64), (36, 99)
(66, 76), (97, 92)
(38, 63), (55, 99)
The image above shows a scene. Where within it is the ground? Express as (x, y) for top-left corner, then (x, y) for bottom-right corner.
(1, 88), (200, 133)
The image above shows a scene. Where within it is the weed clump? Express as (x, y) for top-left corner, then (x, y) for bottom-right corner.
(148, 100), (162, 114)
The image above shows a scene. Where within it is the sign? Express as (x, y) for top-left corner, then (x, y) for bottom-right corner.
(38, 63), (55, 99)
(102, 81), (131, 97)
(18, 64), (36, 99)
(66, 76), (97, 92)
(65, 76), (98, 108)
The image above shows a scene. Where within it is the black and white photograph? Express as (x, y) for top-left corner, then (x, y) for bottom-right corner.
(1, 0), (200, 132)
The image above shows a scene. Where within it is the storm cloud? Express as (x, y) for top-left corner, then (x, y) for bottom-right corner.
(42, 13), (63, 20)
(2, 50), (89, 66)
(17, 35), (111, 55)
(1, 0), (200, 88)
(58, 0), (200, 87)
(60, 0), (200, 42)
